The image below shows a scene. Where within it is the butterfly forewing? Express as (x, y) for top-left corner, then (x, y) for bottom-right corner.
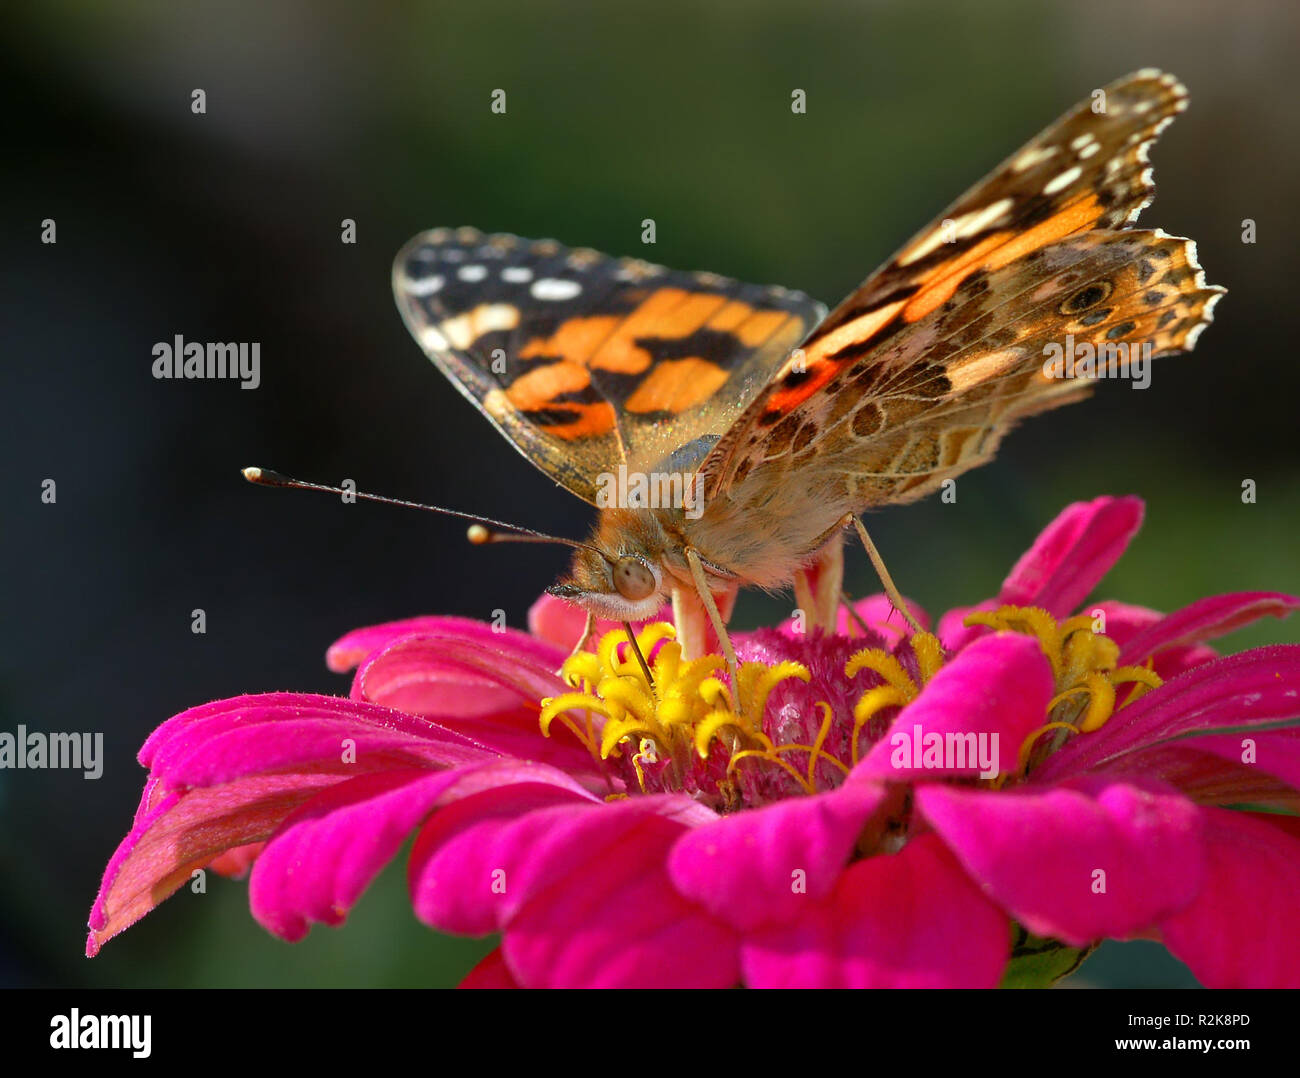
(393, 228), (824, 504)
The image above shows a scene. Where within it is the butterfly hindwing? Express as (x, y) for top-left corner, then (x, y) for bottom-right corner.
(393, 228), (825, 504)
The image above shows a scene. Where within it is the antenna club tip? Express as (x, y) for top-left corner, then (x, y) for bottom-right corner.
(466, 524), (492, 545)
(242, 466), (263, 482)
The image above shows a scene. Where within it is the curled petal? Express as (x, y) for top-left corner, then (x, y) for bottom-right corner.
(408, 794), (734, 987)
(999, 495), (1143, 616)
(1036, 645), (1300, 783)
(1160, 809), (1300, 987)
(87, 773), (340, 955)
(855, 633), (1053, 783)
(668, 782), (888, 932)
(250, 761), (597, 942)
(918, 776), (1204, 946)
(1116, 591), (1299, 667)
(741, 832), (1009, 988)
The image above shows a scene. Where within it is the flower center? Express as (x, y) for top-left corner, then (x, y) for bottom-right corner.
(541, 623), (832, 809)
(538, 606), (1163, 808)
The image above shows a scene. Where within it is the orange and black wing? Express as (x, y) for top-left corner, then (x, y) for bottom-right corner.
(393, 228), (825, 505)
(699, 70), (1222, 508)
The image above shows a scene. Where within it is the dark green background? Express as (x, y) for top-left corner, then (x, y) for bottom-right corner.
(4, 0), (1297, 987)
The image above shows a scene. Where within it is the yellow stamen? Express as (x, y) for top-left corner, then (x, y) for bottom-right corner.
(850, 684), (911, 765)
(845, 648), (919, 699)
(963, 605), (1166, 779)
(911, 631), (946, 685)
(1016, 720), (1081, 773)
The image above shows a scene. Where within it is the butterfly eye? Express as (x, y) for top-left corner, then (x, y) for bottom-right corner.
(612, 557), (657, 601)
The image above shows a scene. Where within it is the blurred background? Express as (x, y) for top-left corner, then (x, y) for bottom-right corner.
(3, 0), (1297, 988)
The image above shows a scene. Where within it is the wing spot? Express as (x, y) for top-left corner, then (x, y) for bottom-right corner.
(1060, 281), (1114, 315)
(531, 278), (582, 301)
(1043, 166), (1083, 196)
(1010, 144), (1058, 172)
(851, 402), (885, 438)
(502, 267), (533, 283)
(405, 274), (445, 296)
(457, 265), (488, 282)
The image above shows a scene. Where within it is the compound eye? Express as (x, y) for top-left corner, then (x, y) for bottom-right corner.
(612, 557), (657, 601)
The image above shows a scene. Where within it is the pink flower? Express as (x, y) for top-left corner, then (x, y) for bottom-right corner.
(87, 497), (1300, 987)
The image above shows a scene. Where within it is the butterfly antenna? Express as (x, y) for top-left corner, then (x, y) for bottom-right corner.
(241, 466), (600, 554)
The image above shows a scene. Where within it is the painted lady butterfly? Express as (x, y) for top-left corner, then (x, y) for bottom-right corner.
(391, 70), (1224, 669)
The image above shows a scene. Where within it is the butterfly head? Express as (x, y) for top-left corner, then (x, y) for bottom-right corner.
(546, 508), (675, 621)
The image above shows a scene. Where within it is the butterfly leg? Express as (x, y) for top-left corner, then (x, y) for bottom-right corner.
(851, 516), (923, 634)
(682, 548), (741, 706)
(793, 532), (844, 633)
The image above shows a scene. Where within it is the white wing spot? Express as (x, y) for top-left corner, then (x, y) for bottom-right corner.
(1077, 141), (1100, 160)
(1043, 166), (1083, 196)
(502, 267), (533, 283)
(405, 274), (444, 296)
(1011, 144), (1058, 172)
(440, 303), (520, 349)
(897, 198), (1016, 266)
(1070, 134), (1097, 151)
(457, 265), (488, 282)
(531, 278), (582, 301)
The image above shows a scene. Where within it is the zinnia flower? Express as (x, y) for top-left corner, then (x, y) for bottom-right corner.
(87, 496), (1300, 987)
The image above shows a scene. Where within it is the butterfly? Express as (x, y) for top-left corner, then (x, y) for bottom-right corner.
(391, 69), (1224, 669)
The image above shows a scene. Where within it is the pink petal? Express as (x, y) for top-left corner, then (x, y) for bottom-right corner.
(410, 792), (713, 935)
(1090, 600), (1218, 679)
(855, 633), (1053, 783)
(1091, 739), (1300, 811)
(999, 495), (1144, 616)
(1160, 809), (1300, 987)
(667, 782), (887, 932)
(918, 777), (1205, 946)
(1143, 726), (1300, 798)
(350, 634), (596, 772)
(1116, 591), (1299, 667)
(142, 694), (492, 788)
(328, 615), (567, 674)
(250, 761), (598, 941)
(445, 799), (737, 988)
(140, 693), (488, 779)
(741, 832), (1009, 988)
(208, 842), (264, 878)
(460, 947), (521, 988)
(1035, 645), (1300, 783)
(87, 772), (341, 955)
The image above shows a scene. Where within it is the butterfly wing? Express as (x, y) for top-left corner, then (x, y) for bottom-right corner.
(393, 228), (824, 504)
(695, 70), (1224, 579)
